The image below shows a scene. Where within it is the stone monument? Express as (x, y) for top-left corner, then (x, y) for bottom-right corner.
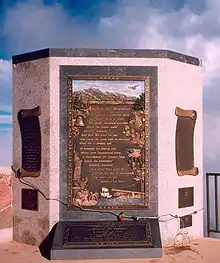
(12, 48), (203, 259)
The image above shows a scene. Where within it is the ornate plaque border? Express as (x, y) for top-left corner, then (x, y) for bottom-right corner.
(67, 76), (150, 210)
(175, 107), (199, 176)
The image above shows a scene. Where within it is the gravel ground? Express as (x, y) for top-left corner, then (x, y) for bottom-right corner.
(0, 238), (220, 263)
(0, 180), (12, 212)
(1, 175), (219, 263)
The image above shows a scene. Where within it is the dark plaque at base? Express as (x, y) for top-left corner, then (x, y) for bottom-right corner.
(51, 220), (162, 260)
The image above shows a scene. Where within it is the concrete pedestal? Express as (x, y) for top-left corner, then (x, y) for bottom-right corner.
(12, 48), (203, 249)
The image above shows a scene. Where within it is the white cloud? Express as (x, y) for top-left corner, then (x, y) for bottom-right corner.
(0, 115), (12, 124)
(74, 80), (144, 97)
(0, 59), (12, 116)
(0, 58), (12, 167)
(0, 105), (12, 112)
(96, 0), (220, 172)
(1, 2), (97, 54)
(0, 129), (12, 166)
(0, 59), (11, 83)
(0, 0), (220, 172)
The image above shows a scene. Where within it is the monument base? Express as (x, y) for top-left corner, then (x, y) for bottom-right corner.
(50, 220), (162, 260)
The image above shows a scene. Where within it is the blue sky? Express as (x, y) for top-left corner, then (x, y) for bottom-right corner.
(0, 0), (218, 171)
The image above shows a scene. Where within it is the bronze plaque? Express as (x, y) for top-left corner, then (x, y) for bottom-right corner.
(180, 214), (192, 229)
(21, 188), (38, 211)
(68, 76), (150, 210)
(178, 187), (194, 208)
(17, 106), (41, 178)
(62, 220), (153, 248)
(175, 107), (198, 176)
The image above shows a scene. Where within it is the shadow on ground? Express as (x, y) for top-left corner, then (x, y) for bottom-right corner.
(39, 223), (58, 261)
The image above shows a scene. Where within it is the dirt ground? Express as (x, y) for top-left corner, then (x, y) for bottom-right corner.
(1, 173), (219, 262)
(0, 178), (12, 211)
(0, 238), (220, 263)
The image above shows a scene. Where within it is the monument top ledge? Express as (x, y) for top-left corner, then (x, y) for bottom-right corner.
(12, 48), (202, 66)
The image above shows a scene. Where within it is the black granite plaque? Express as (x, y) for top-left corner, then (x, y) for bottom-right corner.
(62, 221), (152, 248)
(51, 219), (162, 260)
(178, 187), (194, 208)
(17, 106), (41, 178)
(52, 219), (162, 250)
(21, 188), (38, 211)
(180, 214), (192, 229)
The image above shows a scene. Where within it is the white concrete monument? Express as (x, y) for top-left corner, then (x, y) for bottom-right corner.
(12, 48), (203, 259)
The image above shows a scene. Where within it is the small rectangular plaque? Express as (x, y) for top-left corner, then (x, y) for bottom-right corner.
(51, 219), (162, 259)
(21, 188), (38, 211)
(178, 187), (194, 208)
(17, 106), (41, 178)
(180, 214), (192, 229)
(61, 221), (154, 249)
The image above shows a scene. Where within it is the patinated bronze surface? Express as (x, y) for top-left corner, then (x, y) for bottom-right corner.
(175, 107), (198, 176)
(17, 106), (41, 178)
(68, 76), (150, 210)
(21, 188), (38, 211)
(178, 187), (194, 208)
(62, 220), (152, 248)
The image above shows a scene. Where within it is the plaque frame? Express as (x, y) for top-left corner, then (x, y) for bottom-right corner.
(67, 76), (150, 210)
(175, 107), (198, 176)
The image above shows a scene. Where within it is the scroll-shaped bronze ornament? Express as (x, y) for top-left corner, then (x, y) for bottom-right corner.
(17, 106), (41, 178)
(175, 107), (199, 176)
